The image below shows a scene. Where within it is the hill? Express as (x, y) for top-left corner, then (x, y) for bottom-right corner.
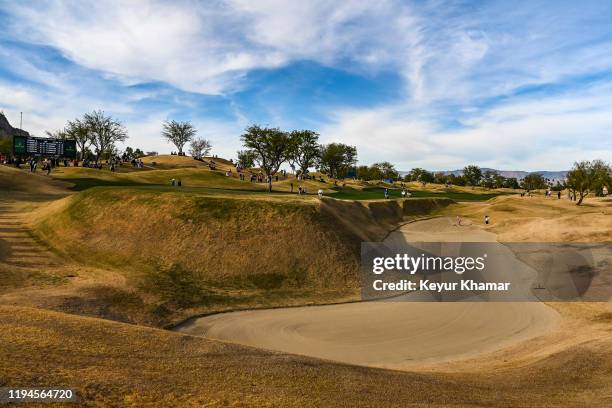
(0, 112), (28, 140)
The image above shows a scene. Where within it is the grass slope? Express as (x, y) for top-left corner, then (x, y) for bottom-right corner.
(30, 188), (362, 325)
(1, 305), (610, 407)
(440, 194), (612, 242)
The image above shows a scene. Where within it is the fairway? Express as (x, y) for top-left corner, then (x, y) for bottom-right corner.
(329, 186), (507, 201)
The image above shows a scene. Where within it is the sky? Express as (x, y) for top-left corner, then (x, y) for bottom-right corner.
(1, 0), (611, 171)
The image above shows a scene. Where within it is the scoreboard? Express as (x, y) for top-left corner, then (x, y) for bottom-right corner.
(13, 135), (77, 158)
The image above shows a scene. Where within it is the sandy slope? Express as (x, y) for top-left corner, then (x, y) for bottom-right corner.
(177, 217), (561, 370)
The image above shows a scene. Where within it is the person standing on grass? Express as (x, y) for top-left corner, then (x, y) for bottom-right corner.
(384, 188), (389, 199)
(456, 215), (462, 226)
(485, 215), (490, 225)
(318, 189), (323, 198)
(558, 191), (561, 199)
(290, 182), (294, 193)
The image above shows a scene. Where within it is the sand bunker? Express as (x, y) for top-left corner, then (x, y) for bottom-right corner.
(177, 217), (561, 370)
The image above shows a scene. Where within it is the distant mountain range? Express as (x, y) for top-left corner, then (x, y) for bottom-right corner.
(399, 168), (568, 181)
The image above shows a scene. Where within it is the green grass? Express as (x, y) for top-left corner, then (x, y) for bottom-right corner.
(329, 187), (508, 201)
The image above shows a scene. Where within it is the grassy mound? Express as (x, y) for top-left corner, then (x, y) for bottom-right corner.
(0, 165), (69, 195)
(49, 166), (261, 191)
(440, 195), (612, 242)
(31, 188), (363, 323)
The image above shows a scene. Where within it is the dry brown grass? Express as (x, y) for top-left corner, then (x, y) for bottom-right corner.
(2, 164), (612, 407)
(23, 186), (452, 326)
(439, 194), (612, 242)
(0, 305), (610, 407)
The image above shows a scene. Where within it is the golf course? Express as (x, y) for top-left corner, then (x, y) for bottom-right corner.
(1, 156), (611, 406)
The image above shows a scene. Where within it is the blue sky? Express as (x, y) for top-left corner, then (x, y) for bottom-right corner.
(1, 0), (611, 170)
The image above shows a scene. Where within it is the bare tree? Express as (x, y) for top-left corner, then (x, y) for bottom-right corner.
(83, 110), (128, 160)
(45, 128), (68, 139)
(161, 120), (196, 155)
(65, 118), (91, 161)
(189, 137), (212, 159)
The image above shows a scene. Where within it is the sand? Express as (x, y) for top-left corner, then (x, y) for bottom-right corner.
(176, 217), (561, 370)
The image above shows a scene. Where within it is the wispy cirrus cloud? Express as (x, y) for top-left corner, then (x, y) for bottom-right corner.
(0, 0), (611, 169)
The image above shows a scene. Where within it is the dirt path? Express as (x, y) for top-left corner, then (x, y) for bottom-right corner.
(176, 217), (561, 370)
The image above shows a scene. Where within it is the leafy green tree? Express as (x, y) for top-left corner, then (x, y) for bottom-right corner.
(288, 130), (320, 175)
(481, 170), (497, 189)
(241, 125), (291, 191)
(521, 173), (547, 191)
(448, 173), (467, 186)
(189, 137), (212, 159)
(493, 174), (507, 189)
(462, 165), (483, 187)
(406, 168), (434, 184)
(504, 177), (520, 189)
(356, 165), (372, 180)
(236, 149), (257, 169)
(318, 143), (357, 181)
(372, 162), (399, 181)
(566, 160), (611, 205)
(161, 120), (196, 155)
(83, 110), (127, 160)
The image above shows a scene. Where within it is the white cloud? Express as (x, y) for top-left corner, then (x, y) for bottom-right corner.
(321, 82), (612, 171)
(2, 1), (612, 170)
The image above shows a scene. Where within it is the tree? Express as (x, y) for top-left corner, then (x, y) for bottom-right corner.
(463, 165), (483, 187)
(83, 111), (127, 160)
(372, 162), (399, 181)
(566, 160), (611, 205)
(493, 174), (507, 189)
(45, 128), (68, 139)
(236, 150), (257, 169)
(481, 170), (499, 189)
(318, 143), (357, 181)
(287, 130), (320, 175)
(65, 118), (91, 161)
(406, 168), (434, 184)
(241, 125), (291, 191)
(521, 173), (547, 191)
(189, 137), (212, 159)
(448, 173), (466, 186)
(161, 120), (196, 155)
(504, 177), (520, 189)
(434, 172), (449, 185)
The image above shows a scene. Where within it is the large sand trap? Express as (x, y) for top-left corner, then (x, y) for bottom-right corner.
(177, 217), (561, 370)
